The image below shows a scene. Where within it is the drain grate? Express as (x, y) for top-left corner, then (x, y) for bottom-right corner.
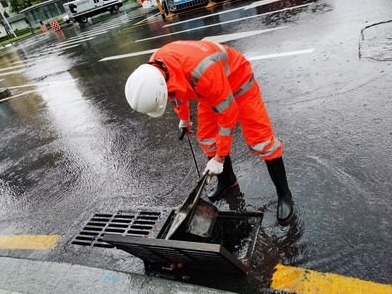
(72, 209), (171, 248)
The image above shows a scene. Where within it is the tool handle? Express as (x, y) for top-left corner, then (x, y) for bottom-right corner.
(179, 127), (187, 140)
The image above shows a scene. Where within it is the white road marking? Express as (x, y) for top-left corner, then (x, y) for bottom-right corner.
(0, 70), (25, 77)
(202, 27), (287, 43)
(0, 64), (25, 72)
(162, 0), (282, 28)
(100, 27), (286, 61)
(162, 6), (248, 28)
(0, 80), (77, 103)
(67, 31), (108, 41)
(134, 12), (161, 25)
(135, 3), (313, 42)
(6, 80), (78, 90)
(100, 47), (314, 63)
(0, 90), (36, 103)
(245, 48), (315, 61)
(100, 48), (158, 61)
(54, 37), (95, 48)
(49, 44), (81, 51)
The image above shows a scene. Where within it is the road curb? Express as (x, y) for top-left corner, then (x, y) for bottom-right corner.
(0, 257), (235, 293)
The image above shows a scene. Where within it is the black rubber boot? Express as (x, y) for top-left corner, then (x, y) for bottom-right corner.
(208, 156), (238, 201)
(265, 157), (294, 225)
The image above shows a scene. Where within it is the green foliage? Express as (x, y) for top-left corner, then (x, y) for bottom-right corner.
(8, 0), (41, 13)
(0, 27), (33, 43)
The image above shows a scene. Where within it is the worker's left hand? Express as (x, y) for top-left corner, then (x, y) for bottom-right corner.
(204, 157), (224, 175)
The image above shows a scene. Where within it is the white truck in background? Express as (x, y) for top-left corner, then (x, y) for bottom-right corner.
(63, 0), (123, 24)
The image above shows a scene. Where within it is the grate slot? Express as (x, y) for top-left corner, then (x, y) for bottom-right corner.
(80, 231), (99, 236)
(94, 214), (113, 218)
(114, 214), (135, 219)
(74, 236), (95, 241)
(111, 219), (134, 224)
(136, 216), (159, 221)
(131, 225), (153, 230)
(127, 229), (149, 235)
(72, 241), (92, 246)
(94, 243), (114, 248)
(107, 223), (128, 228)
(83, 226), (103, 232)
(104, 228), (126, 233)
(91, 217), (111, 222)
(134, 220), (156, 225)
(87, 221), (106, 226)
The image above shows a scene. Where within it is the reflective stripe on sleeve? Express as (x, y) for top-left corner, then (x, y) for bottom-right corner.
(234, 75), (256, 98)
(215, 42), (230, 75)
(213, 94), (234, 113)
(190, 46), (230, 87)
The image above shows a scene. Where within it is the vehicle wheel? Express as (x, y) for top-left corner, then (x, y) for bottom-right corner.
(80, 16), (88, 23)
(111, 4), (119, 14)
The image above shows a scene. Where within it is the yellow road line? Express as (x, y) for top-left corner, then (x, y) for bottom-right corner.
(271, 264), (392, 294)
(0, 235), (60, 250)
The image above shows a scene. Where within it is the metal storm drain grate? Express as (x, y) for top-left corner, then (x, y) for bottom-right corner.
(72, 209), (171, 248)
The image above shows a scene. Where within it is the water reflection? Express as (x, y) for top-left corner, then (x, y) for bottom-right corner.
(247, 204), (306, 291)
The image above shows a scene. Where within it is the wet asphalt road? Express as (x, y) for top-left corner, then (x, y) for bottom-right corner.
(0, 0), (392, 292)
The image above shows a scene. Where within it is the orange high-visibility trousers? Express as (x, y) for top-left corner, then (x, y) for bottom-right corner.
(197, 66), (283, 161)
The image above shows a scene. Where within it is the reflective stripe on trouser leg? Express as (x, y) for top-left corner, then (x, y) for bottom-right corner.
(250, 136), (283, 160)
(236, 81), (283, 160)
(197, 102), (218, 157)
(197, 138), (217, 156)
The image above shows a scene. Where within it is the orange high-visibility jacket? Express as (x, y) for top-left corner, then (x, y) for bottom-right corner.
(150, 40), (281, 158)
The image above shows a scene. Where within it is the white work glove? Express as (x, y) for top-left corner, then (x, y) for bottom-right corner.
(178, 120), (193, 140)
(204, 157), (224, 175)
(178, 119), (193, 132)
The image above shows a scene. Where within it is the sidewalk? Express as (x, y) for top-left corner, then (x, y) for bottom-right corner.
(0, 256), (235, 294)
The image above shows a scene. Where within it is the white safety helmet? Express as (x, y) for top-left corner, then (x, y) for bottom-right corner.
(124, 64), (168, 118)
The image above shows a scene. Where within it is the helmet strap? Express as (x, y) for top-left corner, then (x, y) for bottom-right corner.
(149, 60), (170, 82)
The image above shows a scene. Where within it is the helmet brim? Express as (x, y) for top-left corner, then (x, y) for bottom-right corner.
(146, 104), (166, 117)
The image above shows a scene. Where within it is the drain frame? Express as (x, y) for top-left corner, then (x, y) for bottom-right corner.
(103, 210), (263, 274)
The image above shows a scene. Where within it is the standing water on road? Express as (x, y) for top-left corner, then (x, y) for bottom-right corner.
(1, 0), (392, 292)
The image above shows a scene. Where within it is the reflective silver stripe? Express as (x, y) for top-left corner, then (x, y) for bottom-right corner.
(213, 94), (234, 113)
(198, 138), (216, 145)
(250, 139), (270, 152)
(219, 127), (234, 136)
(205, 146), (217, 153)
(234, 75), (256, 98)
(250, 137), (281, 156)
(215, 42), (230, 75)
(197, 138), (216, 152)
(190, 44), (230, 87)
(262, 137), (282, 157)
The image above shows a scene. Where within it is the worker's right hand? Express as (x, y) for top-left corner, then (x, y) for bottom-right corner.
(178, 119), (193, 135)
(203, 157), (224, 175)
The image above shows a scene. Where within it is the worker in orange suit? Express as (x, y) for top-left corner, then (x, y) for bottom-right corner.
(124, 40), (294, 225)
